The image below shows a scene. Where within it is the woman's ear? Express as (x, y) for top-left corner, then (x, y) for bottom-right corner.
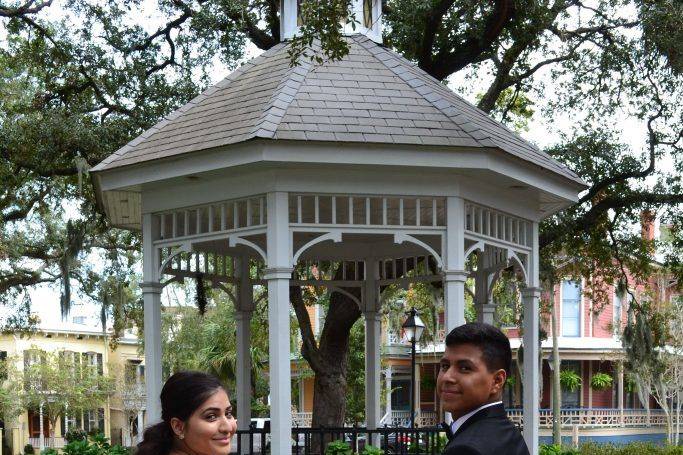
(170, 417), (185, 438)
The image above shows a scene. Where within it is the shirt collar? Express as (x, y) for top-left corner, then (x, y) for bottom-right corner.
(450, 401), (503, 435)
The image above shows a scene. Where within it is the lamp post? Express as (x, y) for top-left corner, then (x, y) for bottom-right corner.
(402, 307), (425, 428)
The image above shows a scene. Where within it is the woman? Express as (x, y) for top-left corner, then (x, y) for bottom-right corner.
(136, 371), (237, 455)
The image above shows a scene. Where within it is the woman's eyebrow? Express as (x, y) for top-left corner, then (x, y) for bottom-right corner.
(202, 407), (222, 413)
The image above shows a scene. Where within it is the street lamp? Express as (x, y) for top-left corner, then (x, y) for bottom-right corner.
(402, 307), (425, 428)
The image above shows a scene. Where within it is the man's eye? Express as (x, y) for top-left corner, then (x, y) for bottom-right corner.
(460, 366), (471, 372)
(226, 411), (233, 418)
(440, 364), (449, 371)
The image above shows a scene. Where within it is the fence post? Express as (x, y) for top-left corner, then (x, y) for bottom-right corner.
(572, 424), (579, 448)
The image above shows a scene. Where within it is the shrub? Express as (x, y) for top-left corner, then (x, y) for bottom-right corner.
(65, 429), (88, 443)
(325, 440), (352, 455)
(360, 445), (384, 455)
(62, 433), (131, 455)
(40, 449), (58, 455)
(540, 445), (562, 455)
(24, 444), (35, 454)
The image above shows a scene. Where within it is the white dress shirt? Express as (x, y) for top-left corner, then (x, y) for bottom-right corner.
(450, 401), (503, 435)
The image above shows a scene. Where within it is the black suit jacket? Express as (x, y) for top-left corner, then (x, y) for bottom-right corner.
(442, 404), (529, 455)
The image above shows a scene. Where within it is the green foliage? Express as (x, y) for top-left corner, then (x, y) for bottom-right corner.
(590, 373), (614, 391)
(65, 429), (89, 443)
(559, 369), (582, 392)
(360, 445), (384, 455)
(324, 440), (352, 455)
(576, 443), (683, 454)
(24, 444), (34, 454)
(540, 445), (562, 455)
(345, 319), (366, 424)
(40, 449), (58, 455)
(62, 433), (130, 455)
(160, 283), (271, 415)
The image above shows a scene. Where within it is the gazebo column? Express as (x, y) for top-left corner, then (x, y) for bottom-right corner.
(522, 221), (540, 455)
(235, 257), (254, 454)
(265, 191), (293, 455)
(364, 259), (381, 445)
(444, 196), (467, 330)
(385, 367), (392, 423)
(141, 213), (163, 424)
(474, 253), (495, 325)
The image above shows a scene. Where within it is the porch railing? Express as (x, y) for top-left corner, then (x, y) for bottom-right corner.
(28, 437), (66, 449)
(505, 408), (677, 428)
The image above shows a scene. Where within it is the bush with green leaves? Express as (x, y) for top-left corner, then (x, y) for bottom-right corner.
(590, 373), (614, 391)
(24, 444), (34, 454)
(577, 443), (683, 454)
(324, 440), (352, 455)
(62, 433), (130, 455)
(40, 449), (58, 455)
(360, 445), (383, 455)
(65, 429), (89, 443)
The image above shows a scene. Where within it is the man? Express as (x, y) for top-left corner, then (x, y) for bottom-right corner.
(438, 322), (529, 455)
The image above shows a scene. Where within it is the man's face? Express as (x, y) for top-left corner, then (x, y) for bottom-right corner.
(436, 343), (506, 419)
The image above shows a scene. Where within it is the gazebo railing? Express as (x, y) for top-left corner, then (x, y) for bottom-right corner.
(235, 425), (447, 455)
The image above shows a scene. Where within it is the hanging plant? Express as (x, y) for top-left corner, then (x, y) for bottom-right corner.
(590, 373), (614, 391)
(195, 272), (208, 316)
(559, 370), (582, 392)
(625, 374), (637, 393)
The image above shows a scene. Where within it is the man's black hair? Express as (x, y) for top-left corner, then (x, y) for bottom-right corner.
(445, 322), (512, 375)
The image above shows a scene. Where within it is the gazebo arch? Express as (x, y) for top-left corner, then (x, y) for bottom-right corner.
(92, 4), (586, 454)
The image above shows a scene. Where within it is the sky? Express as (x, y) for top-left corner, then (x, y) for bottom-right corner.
(10, 2), (675, 332)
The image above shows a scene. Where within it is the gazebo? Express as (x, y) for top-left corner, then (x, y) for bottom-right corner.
(92, 1), (586, 453)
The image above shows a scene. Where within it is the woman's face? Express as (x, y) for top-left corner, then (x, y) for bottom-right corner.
(174, 388), (237, 455)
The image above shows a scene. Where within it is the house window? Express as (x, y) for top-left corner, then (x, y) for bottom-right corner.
(562, 280), (581, 337)
(0, 351), (7, 380)
(391, 379), (411, 411)
(363, 0), (373, 28)
(613, 290), (623, 334)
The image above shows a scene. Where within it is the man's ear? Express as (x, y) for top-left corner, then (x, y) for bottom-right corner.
(491, 369), (507, 396)
(170, 417), (185, 438)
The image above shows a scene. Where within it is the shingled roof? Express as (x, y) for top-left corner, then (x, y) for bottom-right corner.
(92, 35), (582, 184)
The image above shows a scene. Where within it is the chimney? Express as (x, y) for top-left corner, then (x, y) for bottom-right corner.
(641, 210), (656, 242)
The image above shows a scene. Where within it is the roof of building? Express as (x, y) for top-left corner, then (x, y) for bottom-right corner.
(92, 36), (583, 185)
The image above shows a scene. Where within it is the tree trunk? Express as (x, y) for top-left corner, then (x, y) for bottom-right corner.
(290, 277), (361, 429)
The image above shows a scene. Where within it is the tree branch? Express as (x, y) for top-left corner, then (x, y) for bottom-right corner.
(0, 0), (52, 17)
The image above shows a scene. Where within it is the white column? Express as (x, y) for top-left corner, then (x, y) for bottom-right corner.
(522, 221), (540, 455)
(39, 403), (44, 451)
(618, 361), (624, 426)
(266, 191), (293, 455)
(235, 257), (254, 451)
(141, 212), (163, 425)
(474, 254), (496, 325)
(414, 364), (421, 425)
(137, 411), (144, 443)
(363, 259), (381, 432)
(444, 196), (466, 330)
(385, 367), (392, 423)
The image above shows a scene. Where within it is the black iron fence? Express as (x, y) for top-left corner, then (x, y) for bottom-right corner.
(234, 425), (448, 455)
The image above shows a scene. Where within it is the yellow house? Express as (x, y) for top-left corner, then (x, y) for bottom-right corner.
(0, 328), (144, 454)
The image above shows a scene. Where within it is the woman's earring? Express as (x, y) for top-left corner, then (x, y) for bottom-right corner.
(179, 434), (185, 440)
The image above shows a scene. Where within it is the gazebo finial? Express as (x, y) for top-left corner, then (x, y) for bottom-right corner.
(280, 0), (382, 43)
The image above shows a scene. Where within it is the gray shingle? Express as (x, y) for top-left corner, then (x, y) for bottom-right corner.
(92, 35), (584, 186)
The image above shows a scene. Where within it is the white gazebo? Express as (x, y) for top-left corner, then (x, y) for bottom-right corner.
(92, 2), (586, 453)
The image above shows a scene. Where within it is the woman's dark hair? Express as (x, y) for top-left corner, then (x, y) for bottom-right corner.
(135, 371), (225, 455)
